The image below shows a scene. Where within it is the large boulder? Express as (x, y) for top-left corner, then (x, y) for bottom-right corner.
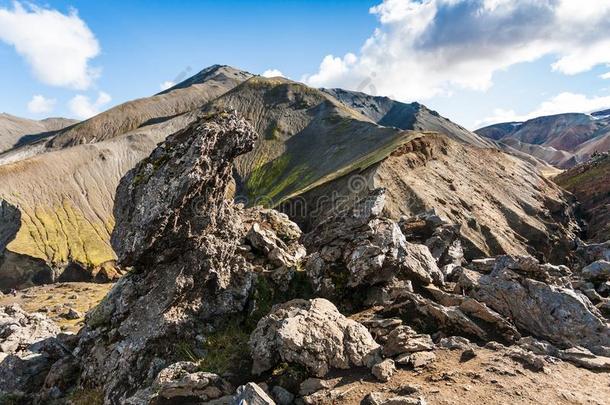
(249, 298), (380, 377)
(74, 112), (261, 403)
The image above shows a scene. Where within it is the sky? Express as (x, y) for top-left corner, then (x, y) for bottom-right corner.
(1, 0), (610, 129)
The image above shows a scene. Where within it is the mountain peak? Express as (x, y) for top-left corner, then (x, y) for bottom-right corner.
(157, 64), (253, 95)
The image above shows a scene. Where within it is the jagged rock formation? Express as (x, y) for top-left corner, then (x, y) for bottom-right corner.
(458, 256), (610, 352)
(555, 152), (610, 242)
(303, 189), (444, 301)
(0, 67), (251, 290)
(74, 112), (259, 402)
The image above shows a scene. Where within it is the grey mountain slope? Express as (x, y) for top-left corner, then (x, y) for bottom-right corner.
(0, 113), (77, 154)
(46, 65), (252, 149)
(323, 88), (495, 149)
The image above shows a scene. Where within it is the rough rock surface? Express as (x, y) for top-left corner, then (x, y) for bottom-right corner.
(371, 359), (396, 382)
(0, 304), (60, 355)
(249, 298), (380, 377)
(458, 255), (610, 351)
(303, 189), (443, 299)
(125, 361), (232, 404)
(0, 305), (73, 397)
(74, 112), (260, 402)
(582, 260), (610, 282)
(234, 382), (276, 405)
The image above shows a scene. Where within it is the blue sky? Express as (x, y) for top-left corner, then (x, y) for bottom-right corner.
(1, 0), (610, 129)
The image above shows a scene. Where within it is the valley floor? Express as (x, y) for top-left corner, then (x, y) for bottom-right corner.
(0, 282), (112, 332)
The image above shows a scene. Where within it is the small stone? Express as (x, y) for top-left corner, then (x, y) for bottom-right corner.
(299, 378), (338, 396)
(233, 383), (276, 405)
(61, 308), (82, 320)
(372, 359), (396, 382)
(460, 348), (477, 362)
(363, 392), (386, 405)
(409, 352), (436, 368)
(438, 336), (471, 350)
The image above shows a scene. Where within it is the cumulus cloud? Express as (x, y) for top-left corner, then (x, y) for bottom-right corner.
(601, 72), (610, 80)
(0, 2), (100, 89)
(68, 91), (112, 119)
(27, 95), (56, 115)
(303, 0), (610, 101)
(476, 92), (610, 127)
(261, 69), (285, 78)
(160, 81), (175, 91)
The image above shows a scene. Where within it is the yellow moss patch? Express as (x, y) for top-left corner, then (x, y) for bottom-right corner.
(6, 201), (115, 267)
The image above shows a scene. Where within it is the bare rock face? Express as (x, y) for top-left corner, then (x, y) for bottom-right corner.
(249, 298), (380, 377)
(75, 112), (260, 403)
(303, 189), (443, 301)
(582, 261), (610, 282)
(458, 255), (610, 351)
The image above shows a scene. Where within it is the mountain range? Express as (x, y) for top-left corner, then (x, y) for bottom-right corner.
(0, 64), (591, 289)
(1, 65), (609, 405)
(476, 111), (610, 168)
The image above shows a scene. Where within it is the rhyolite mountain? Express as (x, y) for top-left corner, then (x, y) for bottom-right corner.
(0, 113), (77, 154)
(0, 65), (579, 289)
(555, 152), (610, 243)
(477, 111), (610, 168)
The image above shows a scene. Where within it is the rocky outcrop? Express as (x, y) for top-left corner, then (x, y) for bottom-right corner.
(124, 362), (233, 404)
(75, 112), (260, 403)
(303, 189), (443, 302)
(458, 255), (610, 351)
(0, 305), (74, 398)
(249, 298), (380, 377)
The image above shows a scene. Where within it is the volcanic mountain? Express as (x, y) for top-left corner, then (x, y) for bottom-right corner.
(555, 152), (610, 242)
(0, 66), (579, 289)
(476, 111), (610, 168)
(0, 113), (76, 154)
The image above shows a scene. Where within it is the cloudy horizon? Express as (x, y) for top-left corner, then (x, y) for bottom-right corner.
(1, 0), (610, 128)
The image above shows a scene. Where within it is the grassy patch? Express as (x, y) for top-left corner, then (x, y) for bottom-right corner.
(67, 388), (104, 405)
(198, 319), (251, 377)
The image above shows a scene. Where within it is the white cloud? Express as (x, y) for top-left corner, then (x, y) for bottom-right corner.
(600, 72), (610, 80)
(0, 2), (100, 89)
(476, 92), (610, 127)
(261, 69), (285, 78)
(303, 0), (610, 101)
(68, 91), (112, 119)
(160, 81), (176, 91)
(27, 95), (56, 115)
